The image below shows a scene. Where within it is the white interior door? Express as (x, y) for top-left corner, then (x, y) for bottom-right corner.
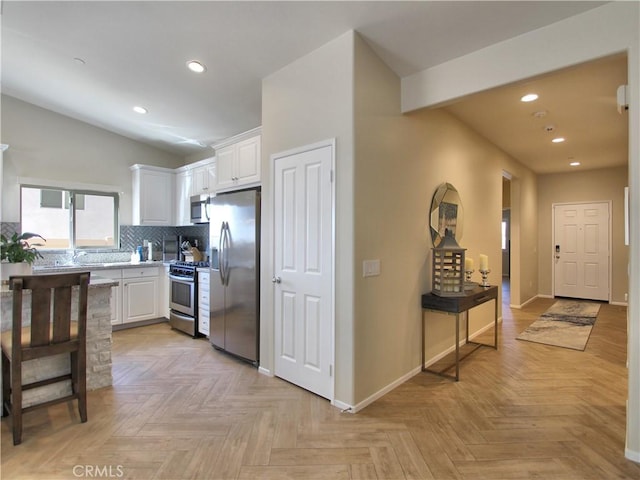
(273, 141), (334, 400)
(554, 202), (609, 301)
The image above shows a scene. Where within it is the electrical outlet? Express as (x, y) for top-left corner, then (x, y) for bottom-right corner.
(363, 259), (380, 277)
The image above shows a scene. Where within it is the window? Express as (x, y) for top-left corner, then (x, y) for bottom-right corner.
(21, 186), (118, 250)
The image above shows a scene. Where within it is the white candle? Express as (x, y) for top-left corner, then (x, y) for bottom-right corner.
(479, 254), (489, 271)
(465, 258), (474, 271)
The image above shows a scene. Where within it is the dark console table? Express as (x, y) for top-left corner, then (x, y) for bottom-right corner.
(421, 285), (498, 381)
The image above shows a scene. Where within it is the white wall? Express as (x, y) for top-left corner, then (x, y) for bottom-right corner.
(1, 95), (182, 225)
(261, 31), (356, 405)
(402, 1), (640, 461)
(262, 31), (538, 409)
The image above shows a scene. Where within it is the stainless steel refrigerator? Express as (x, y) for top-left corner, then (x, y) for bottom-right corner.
(209, 188), (260, 364)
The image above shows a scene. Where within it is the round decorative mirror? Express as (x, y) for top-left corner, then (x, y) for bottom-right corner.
(430, 183), (464, 247)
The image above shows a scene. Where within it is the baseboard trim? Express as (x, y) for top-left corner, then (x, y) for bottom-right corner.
(345, 366), (422, 414)
(112, 317), (167, 331)
(423, 318), (500, 368)
(610, 301), (629, 307)
(625, 447), (640, 463)
(349, 318), (500, 413)
(258, 366), (272, 377)
(332, 399), (355, 412)
(511, 294), (545, 309)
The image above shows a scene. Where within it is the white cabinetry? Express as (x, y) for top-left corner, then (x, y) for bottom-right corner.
(131, 165), (175, 226)
(215, 135), (260, 192)
(160, 265), (170, 319)
(198, 270), (210, 336)
(175, 169), (192, 226)
(122, 267), (160, 323)
(191, 159), (216, 196)
(95, 269), (123, 326)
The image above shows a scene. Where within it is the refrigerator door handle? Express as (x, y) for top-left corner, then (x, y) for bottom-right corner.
(223, 222), (231, 286)
(218, 222), (226, 284)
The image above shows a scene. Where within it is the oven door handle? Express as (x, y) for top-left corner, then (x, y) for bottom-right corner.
(169, 274), (195, 283)
(170, 310), (196, 322)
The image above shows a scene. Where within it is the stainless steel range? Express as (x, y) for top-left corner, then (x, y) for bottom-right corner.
(169, 261), (208, 337)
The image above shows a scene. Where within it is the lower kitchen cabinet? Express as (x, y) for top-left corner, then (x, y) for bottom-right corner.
(99, 269), (123, 326)
(122, 267), (160, 323)
(160, 264), (170, 319)
(198, 270), (210, 336)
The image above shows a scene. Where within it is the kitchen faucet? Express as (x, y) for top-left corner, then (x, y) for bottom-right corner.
(71, 251), (87, 264)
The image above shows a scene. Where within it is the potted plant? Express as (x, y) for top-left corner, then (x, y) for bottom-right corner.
(1, 232), (45, 283)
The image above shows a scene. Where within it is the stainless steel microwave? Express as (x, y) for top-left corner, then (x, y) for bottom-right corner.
(190, 194), (210, 224)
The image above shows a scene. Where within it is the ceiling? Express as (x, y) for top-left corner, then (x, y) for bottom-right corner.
(2, 1), (625, 174)
(444, 53), (628, 175)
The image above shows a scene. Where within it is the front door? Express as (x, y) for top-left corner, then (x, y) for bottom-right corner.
(273, 141), (334, 400)
(553, 202), (609, 301)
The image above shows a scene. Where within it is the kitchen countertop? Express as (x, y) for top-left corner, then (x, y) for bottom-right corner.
(1, 275), (118, 296)
(31, 260), (164, 274)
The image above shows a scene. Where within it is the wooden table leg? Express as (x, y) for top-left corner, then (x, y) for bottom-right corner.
(455, 313), (460, 381)
(494, 298), (498, 349)
(421, 312), (426, 371)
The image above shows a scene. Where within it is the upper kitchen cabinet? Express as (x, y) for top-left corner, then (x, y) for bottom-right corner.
(131, 164), (175, 226)
(215, 133), (261, 192)
(175, 168), (192, 226)
(190, 158), (216, 197)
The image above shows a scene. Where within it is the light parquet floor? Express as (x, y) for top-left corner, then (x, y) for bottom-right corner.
(2, 292), (639, 479)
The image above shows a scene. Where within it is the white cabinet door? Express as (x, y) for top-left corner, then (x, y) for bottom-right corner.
(197, 271), (210, 336)
(191, 160), (217, 196)
(131, 165), (175, 226)
(160, 265), (170, 319)
(191, 166), (206, 196)
(175, 170), (192, 226)
(95, 268), (123, 326)
(236, 136), (261, 185)
(214, 135), (260, 192)
(206, 162), (217, 193)
(123, 276), (159, 323)
(122, 267), (160, 323)
(215, 146), (236, 190)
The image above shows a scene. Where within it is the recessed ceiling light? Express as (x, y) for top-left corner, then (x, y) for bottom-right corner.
(570, 161), (581, 167)
(186, 60), (207, 73)
(133, 106), (148, 114)
(552, 137), (565, 143)
(521, 93), (539, 102)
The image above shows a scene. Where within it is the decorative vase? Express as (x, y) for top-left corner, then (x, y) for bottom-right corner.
(1, 262), (32, 285)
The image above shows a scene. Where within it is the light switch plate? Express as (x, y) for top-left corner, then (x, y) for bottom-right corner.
(363, 259), (380, 277)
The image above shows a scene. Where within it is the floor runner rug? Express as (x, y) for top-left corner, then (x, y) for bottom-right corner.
(516, 299), (601, 351)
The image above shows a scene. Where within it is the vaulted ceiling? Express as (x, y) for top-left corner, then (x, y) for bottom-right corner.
(2, 1), (625, 174)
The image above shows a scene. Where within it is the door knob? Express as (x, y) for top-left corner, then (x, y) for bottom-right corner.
(271, 276), (281, 284)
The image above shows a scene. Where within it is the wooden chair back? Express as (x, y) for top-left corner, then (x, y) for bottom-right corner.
(10, 272), (89, 360)
(2, 272), (90, 445)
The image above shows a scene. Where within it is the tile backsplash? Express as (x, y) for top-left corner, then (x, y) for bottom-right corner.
(1, 222), (209, 264)
(119, 224), (209, 259)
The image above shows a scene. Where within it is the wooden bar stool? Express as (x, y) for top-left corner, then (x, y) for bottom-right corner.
(1, 272), (90, 445)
